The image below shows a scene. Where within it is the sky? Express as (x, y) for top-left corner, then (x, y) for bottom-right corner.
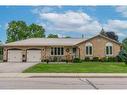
(0, 6), (127, 42)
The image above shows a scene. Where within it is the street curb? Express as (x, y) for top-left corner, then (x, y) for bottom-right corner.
(29, 76), (127, 78)
(1, 73), (127, 78)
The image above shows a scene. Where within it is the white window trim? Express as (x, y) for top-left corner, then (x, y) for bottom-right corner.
(105, 42), (113, 56)
(85, 42), (93, 56)
(50, 47), (64, 56)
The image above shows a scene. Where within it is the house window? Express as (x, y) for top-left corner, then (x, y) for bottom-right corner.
(51, 47), (64, 55)
(61, 48), (64, 55)
(51, 47), (53, 55)
(72, 48), (77, 53)
(105, 42), (113, 56)
(85, 42), (93, 56)
(58, 48), (60, 55)
(54, 47), (57, 55)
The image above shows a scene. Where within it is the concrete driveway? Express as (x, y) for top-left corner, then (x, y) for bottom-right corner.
(0, 62), (38, 73)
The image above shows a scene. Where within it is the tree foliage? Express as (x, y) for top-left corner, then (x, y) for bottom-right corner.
(6, 21), (45, 43)
(105, 32), (118, 41)
(47, 34), (58, 38)
(122, 38), (127, 52)
(118, 37), (127, 64)
(100, 29), (118, 41)
(7, 21), (27, 42)
(28, 23), (45, 38)
(64, 36), (71, 38)
(118, 49), (127, 64)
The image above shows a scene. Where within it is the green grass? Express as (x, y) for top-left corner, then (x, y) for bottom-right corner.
(23, 62), (127, 73)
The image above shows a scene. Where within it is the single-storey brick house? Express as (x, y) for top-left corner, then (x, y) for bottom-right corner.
(3, 33), (122, 62)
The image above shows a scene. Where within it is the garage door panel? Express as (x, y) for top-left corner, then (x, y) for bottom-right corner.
(8, 50), (22, 62)
(27, 50), (41, 62)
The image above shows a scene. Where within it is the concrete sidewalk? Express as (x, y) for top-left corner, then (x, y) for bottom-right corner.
(1, 73), (127, 78)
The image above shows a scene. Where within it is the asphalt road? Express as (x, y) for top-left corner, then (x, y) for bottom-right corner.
(0, 77), (127, 89)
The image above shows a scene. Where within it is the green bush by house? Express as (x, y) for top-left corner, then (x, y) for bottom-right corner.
(73, 58), (82, 63)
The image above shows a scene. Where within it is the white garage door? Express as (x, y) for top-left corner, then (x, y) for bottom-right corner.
(8, 50), (22, 62)
(27, 50), (41, 62)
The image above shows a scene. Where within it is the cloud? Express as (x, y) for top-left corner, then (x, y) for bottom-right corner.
(103, 19), (127, 37)
(38, 11), (102, 36)
(117, 32), (126, 37)
(116, 6), (127, 17)
(104, 20), (127, 30)
(32, 6), (63, 14)
(32, 7), (55, 14)
(4, 23), (9, 30)
(57, 34), (65, 38)
(33, 7), (127, 39)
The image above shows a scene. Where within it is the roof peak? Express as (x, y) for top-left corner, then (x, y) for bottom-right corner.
(100, 28), (105, 33)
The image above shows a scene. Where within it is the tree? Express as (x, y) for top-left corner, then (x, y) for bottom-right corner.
(28, 23), (45, 38)
(118, 37), (127, 65)
(122, 38), (127, 52)
(7, 21), (27, 43)
(100, 28), (119, 41)
(118, 49), (127, 64)
(47, 34), (58, 38)
(6, 21), (45, 43)
(64, 36), (71, 38)
(117, 38), (127, 65)
(105, 32), (118, 41)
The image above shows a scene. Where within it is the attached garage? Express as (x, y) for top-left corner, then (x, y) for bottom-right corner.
(8, 50), (22, 62)
(27, 49), (41, 62)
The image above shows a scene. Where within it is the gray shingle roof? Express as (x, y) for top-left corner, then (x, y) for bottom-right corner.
(4, 38), (86, 46)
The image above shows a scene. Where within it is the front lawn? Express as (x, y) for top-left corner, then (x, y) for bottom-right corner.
(23, 62), (127, 73)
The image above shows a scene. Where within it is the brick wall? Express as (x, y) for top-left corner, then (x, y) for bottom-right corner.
(78, 36), (121, 60)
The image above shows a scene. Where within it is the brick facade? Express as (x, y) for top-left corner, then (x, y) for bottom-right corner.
(78, 35), (121, 60)
(3, 35), (121, 62)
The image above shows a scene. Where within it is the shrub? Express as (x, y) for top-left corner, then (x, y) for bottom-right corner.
(100, 57), (118, 62)
(0, 54), (2, 61)
(84, 57), (91, 62)
(125, 61), (127, 65)
(0, 56), (2, 62)
(116, 56), (123, 62)
(92, 57), (99, 62)
(100, 57), (107, 62)
(61, 59), (66, 62)
(107, 57), (117, 62)
(53, 56), (58, 62)
(73, 58), (82, 63)
(84, 57), (90, 62)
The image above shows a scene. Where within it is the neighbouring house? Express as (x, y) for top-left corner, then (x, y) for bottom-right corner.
(2, 31), (122, 62)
